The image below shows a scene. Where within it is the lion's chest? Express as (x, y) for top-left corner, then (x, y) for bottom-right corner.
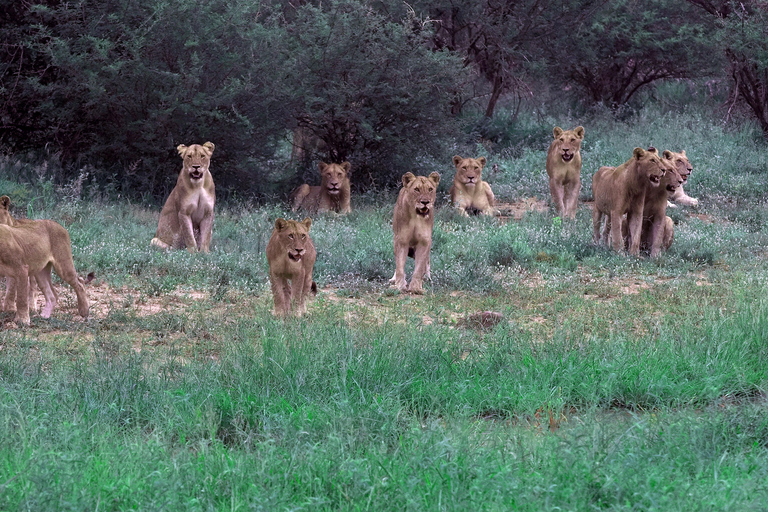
(178, 186), (214, 224)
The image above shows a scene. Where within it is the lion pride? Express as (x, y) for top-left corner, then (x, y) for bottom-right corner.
(291, 162), (352, 214)
(546, 126), (584, 220)
(266, 218), (317, 317)
(390, 172), (440, 294)
(450, 155), (496, 216)
(151, 142), (215, 253)
(592, 147), (670, 255)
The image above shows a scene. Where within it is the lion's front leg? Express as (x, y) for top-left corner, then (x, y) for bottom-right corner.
(390, 243), (409, 291)
(198, 211), (214, 252)
(592, 207), (604, 245)
(549, 178), (565, 217)
(408, 244), (431, 295)
(610, 211), (626, 253)
(625, 213), (643, 256)
(270, 274), (290, 317)
(563, 179), (581, 220)
(291, 269), (307, 317)
(177, 211), (198, 253)
(13, 264), (30, 325)
(647, 216), (665, 258)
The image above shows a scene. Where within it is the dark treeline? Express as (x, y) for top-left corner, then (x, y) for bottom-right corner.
(1, 0), (767, 200)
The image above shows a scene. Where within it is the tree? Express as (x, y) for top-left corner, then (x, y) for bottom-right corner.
(545, 0), (718, 110)
(280, 0), (466, 186)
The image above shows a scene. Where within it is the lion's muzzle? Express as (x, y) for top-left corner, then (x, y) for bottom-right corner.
(189, 166), (205, 181)
(561, 152), (574, 162)
(288, 248), (305, 262)
(416, 201), (432, 217)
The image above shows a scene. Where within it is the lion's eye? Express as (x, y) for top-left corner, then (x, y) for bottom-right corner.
(288, 234), (294, 239)
(301, 234), (306, 239)
(414, 187), (420, 192)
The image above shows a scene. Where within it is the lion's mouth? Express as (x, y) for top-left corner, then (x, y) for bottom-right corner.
(649, 175), (661, 185)
(327, 187), (340, 195)
(561, 153), (574, 162)
(189, 170), (204, 180)
(288, 251), (302, 262)
(666, 184), (678, 192)
(416, 206), (431, 217)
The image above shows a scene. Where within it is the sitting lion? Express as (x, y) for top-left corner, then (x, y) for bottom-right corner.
(546, 126), (584, 220)
(617, 151), (683, 256)
(266, 218), (317, 317)
(151, 142), (215, 253)
(663, 150), (699, 208)
(0, 218), (89, 325)
(449, 155), (496, 216)
(389, 171), (440, 294)
(291, 162), (352, 214)
(592, 147), (671, 255)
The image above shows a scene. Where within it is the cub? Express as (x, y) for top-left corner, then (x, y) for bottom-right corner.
(592, 147), (670, 255)
(389, 172), (440, 294)
(0, 219), (89, 325)
(449, 155), (496, 216)
(151, 142), (215, 253)
(546, 126), (584, 220)
(663, 150), (699, 208)
(291, 161), (352, 214)
(266, 218), (317, 317)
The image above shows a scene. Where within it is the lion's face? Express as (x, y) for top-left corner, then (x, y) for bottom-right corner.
(663, 150), (692, 184)
(318, 161), (351, 196)
(177, 142), (215, 182)
(634, 147), (668, 188)
(662, 166), (684, 195)
(552, 126), (584, 163)
(401, 172), (440, 218)
(0, 196), (12, 226)
(452, 156), (486, 188)
(273, 218), (312, 262)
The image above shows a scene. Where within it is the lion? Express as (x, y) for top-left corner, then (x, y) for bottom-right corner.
(266, 217), (317, 317)
(449, 155), (496, 216)
(592, 147), (670, 255)
(663, 150), (699, 208)
(618, 151), (683, 256)
(389, 171), (440, 294)
(291, 162), (352, 214)
(546, 126), (584, 220)
(0, 218), (89, 325)
(151, 142), (215, 253)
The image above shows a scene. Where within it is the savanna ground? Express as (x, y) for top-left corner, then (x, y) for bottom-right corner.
(2, 106), (768, 510)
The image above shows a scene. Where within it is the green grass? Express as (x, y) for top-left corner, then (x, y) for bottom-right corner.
(2, 104), (768, 510)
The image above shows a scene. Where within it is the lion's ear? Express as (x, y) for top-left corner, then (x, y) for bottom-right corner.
(452, 155), (463, 167)
(0, 196), (10, 210)
(341, 161), (352, 174)
(633, 147), (646, 159)
(680, 150), (686, 156)
(662, 150), (674, 160)
(428, 172), (441, 185)
(553, 127), (563, 138)
(402, 172), (416, 187)
(318, 162), (328, 173)
(203, 142), (215, 153)
(275, 218), (288, 231)
(301, 217), (312, 231)
(177, 145), (188, 157)
(574, 126), (585, 138)
(477, 157), (487, 167)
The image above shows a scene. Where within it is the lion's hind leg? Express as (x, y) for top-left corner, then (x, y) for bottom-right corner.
(51, 259), (88, 319)
(34, 266), (58, 319)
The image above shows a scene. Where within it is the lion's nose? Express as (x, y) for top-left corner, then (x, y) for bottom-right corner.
(192, 165), (201, 169)
(295, 248), (305, 255)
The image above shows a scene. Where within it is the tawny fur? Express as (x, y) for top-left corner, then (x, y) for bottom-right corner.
(151, 142), (216, 253)
(266, 218), (317, 317)
(546, 126), (584, 220)
(592, 147), (669, 256)
(291, 162), (352, 214)
(389, 172), (440, 294)
(0, 218), (89, 325)
(663, 150), (699, 208)
(449, 155), (496, 216)
(617, 152), (683, 256)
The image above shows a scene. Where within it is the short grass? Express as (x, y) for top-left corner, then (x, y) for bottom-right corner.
(2, 105), (768, 510)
